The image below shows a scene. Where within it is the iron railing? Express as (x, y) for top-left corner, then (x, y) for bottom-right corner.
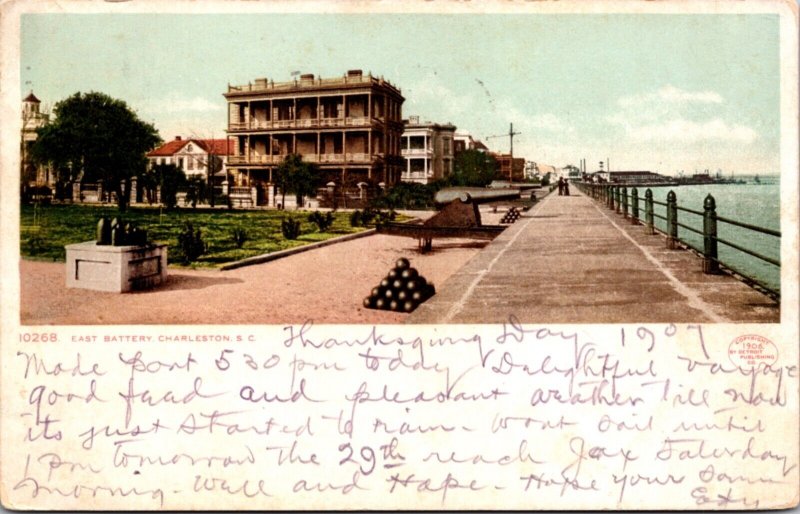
(575, 182), (781, 299)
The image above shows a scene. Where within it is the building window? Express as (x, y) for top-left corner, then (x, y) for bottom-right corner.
(187, 143), (193, 152)
(188, 157), (194, 170)
(178, 158), (184, 169)
(443, 138), (452, 155)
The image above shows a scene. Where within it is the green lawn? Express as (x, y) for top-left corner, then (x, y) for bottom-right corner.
(20, 203), (374, 268)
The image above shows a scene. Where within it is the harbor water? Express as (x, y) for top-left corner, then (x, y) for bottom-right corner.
(646, 182), (780, 295)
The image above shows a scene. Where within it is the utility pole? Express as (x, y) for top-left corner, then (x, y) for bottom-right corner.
(486, 122), (522, 182)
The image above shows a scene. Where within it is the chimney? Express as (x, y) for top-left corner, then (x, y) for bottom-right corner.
(300, 73), (314, 80)
(175, 136), (182, 141)
(347, 69), (363, 77)
(409, 115), (420, 124)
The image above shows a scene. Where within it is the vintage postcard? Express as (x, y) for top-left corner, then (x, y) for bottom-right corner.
(1, 0), (798, 509)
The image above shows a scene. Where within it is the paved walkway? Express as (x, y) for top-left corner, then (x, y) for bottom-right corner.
(408, 189), (780, 324)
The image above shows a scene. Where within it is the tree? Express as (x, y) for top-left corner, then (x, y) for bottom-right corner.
(30, 91), (161, 211)
(150, 163), (185, 210)
(274, 154), (321, 208)
(449, 150), (499, 187)
(184, 175), (207, 209)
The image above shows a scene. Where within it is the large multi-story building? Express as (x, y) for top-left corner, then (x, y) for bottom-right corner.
(224, 70), (405, 205)
(400, 116), (456, 184)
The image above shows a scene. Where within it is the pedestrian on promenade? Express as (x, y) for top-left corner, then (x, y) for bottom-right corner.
(558, 177), (564, 196)
(564, 179), (570, 196)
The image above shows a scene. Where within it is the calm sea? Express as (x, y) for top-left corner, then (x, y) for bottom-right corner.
(646, 182), (780, 294)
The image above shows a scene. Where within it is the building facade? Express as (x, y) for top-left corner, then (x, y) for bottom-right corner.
(147, 136), (232, 182)
(224, 70), (405, 205)
(400, 116), (456, 184)
(20, 92), (52, 190)
(491, 153), (526, 182)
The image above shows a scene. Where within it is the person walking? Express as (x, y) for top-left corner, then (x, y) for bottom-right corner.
(564, 179), (570, 196)
(558, 177), (564, 196)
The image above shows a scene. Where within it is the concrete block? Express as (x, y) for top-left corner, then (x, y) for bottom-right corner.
(65, 241), (167, 293)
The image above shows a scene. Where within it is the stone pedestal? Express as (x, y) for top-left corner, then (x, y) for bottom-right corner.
(65, 241), (167, 293)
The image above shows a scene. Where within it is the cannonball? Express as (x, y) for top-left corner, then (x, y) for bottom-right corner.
(392, 279), (404, 290)
(412, 290), (423, 302)
(380, 278), (391, 289)
(388, 268), (399, 280)
(401, 268), (418, 280)
(403, 301), (416, 313)
(397, 290), (408, 301)
(406, 279), (419, 291)
(395, 257), (410, 270)
(371, 287), (382, 298)
(389, 300), (399, 311)
(363, 297), (374, 308)
(385, 289), (394, 299)
(375, 298), (386, 309)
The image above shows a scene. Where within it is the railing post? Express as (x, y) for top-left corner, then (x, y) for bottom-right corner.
(703, 194), (720, 274)
(645, 188), (654, 234)
(666, 190), (678, 249)
(615, 187), (622, 214)
(631, 187), (639, 223)
(621, 187), (628, 218)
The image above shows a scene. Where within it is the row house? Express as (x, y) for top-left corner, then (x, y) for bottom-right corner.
(224, 69), (405, 206)
(400, 116), (456, 184)
(491, 153), (526, 182)
(454, 130), (489, 155)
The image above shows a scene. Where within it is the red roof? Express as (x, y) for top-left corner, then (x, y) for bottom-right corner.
(196, 139), (234, 156)
(147, 138), (188, 157)
(24, 92), (40, 103)
(147, 138), (233, 157)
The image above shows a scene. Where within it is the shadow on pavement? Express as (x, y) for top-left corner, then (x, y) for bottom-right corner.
(134, 273), (245, 293)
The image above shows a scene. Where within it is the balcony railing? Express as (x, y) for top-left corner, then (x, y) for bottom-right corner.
(228, 116), (374, 131)
(228, 152), (377, 166)
(227, 73), (401, 96)
(228, 155), (286, 165)
(401, 148), (432, 156)
(346, 117), (369, 126)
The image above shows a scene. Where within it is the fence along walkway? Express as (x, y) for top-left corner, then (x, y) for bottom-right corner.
(407, 188), (779, 324)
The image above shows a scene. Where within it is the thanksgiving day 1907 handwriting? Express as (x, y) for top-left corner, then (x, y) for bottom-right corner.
(3, 320), (797, 510)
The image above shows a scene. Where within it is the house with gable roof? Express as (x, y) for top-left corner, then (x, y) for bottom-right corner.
(147, 136), (234, 184)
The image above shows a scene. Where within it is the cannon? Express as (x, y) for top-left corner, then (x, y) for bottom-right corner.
(377, 193), (506, 252)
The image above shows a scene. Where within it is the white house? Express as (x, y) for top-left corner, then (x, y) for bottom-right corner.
(147, 136), (232, 183)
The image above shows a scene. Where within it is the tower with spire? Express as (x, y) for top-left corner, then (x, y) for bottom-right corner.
(20, 91), (52, 192)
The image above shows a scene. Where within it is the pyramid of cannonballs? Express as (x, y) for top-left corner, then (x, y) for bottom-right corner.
(363, 258), (436, 313)
(500, 207), (520, 224)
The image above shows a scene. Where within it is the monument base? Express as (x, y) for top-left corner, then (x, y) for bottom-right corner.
(65, 241), (168, 293)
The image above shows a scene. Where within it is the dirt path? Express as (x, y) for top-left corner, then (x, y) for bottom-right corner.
(20, 233), (489, 325)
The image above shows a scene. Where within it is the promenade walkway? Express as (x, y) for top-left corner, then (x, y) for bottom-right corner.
(408, 188), (779, 324)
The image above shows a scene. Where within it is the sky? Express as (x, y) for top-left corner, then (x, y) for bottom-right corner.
(21, 13), (780, 175)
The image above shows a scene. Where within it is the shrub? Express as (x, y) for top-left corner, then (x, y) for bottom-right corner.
(350, 208), (393, 227)
(281, 218), (301, 240)
(308, 211), (335, 232)
(177, 221), (206, 264)
(24, 233), (47, 255)
(349, 210), (362, 227)
(231, 227), (248, 248)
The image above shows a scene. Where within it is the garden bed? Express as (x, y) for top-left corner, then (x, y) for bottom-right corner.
(20, 204), (379, 268)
